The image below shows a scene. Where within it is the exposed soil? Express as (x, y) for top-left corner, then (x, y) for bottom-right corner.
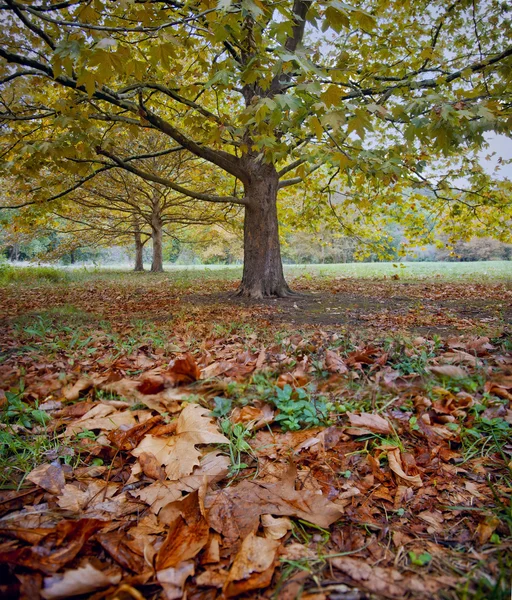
(184, 278), (511, 337)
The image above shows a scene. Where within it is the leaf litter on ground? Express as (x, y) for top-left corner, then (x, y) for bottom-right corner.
(0, 275), (511, 599)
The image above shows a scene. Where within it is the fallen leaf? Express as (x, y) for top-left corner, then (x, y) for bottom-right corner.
(139, 452), (166, 481)
(227, 532), (280, 582)
(429, 365), (469, 379)
(157, 561), (195, 600)
(156, 491), (209, 570)
(347, 412), (392, 435)
(387, 448), (423, 488)
(64, 403), (135, 435)
(224, 532), (280, 597)
(27, 463), (65, 495)
(205, 464), (342, 544)
(41, 562), (122, 599)
(476, 516), (500, 545)
(324, 350), (348, 374)
(261, 514), (292, 540)
(164, 353), (201, 386)
(0, 519), (105, 573)
(132, 404), (229, 480)
(62, 378), (93, 402)
(330, 556), (451, 598)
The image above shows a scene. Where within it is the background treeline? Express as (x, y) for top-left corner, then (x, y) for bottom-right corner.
(1, 219), (510, 266)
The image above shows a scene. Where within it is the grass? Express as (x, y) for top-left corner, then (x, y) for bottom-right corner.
(287, 260), (512, 282)
(1, 260), (511, 287)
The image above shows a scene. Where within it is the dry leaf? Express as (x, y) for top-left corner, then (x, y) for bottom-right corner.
(27, 463), (65, 495)
(139, 452), (166, 481)
(347, 412), (392, 434)
(133, 452), (229, 514)
(62, 378), (94, 402)
(157, 561), (195, 600)
(64, 403), (135, 436)
(205, 464), (342, 544)
(261, 514), (292, 540)
(156, 491), (209, 570)
(324, 349), (348, 374)
(132, 404), (229, 480)
(476, 516), (500, 545)
(227, 532), (280, 581)
(41, 562), (121, 599)
(387, 448), (423, 488)
(330, 556), (449, 598)
(164, 354), (201, 386)
(429, 365), (469, 379)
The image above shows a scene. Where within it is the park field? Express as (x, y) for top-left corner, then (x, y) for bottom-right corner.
(0, 262), (511, 600)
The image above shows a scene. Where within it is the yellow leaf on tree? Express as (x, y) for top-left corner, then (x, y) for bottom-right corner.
(309, 116), (324, 141)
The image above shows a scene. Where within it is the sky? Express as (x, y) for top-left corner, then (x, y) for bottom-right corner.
(479, 135), (512, 179)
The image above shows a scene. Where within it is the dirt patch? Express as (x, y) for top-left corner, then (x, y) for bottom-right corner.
(184, 284), (511, 337)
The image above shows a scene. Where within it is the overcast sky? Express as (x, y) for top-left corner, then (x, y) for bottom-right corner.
(480, 134), (512, 179)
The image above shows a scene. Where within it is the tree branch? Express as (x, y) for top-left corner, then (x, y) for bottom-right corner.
(96, 147), (248, 205)
(5, 0), (56, 50)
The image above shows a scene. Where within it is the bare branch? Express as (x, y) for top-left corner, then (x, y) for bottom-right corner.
(96, 147), (247, 205)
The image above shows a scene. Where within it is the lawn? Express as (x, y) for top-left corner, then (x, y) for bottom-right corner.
(0, 264), (511, 600)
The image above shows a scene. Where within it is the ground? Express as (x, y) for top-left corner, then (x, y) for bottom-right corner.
(0, 262), (511, 600)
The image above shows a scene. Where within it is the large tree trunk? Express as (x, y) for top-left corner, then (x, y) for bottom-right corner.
(237, 164), (292, 298)
(151, 220), (164, 273)
(133, 218), (144, 272)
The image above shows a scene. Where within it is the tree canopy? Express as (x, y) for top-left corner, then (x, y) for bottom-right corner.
(0, 0), (511, 294)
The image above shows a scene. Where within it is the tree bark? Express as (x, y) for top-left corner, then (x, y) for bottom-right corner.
(133, 218), (145, 272)
(151, 219), (164, 272)
(236, 164), (292, 298)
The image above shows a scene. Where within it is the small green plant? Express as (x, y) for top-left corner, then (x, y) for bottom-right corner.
(1, 389), (50, 429)
(220, 420), (253, 475)
(460, 411), (511, 462)
(271, 384), (334, 431)
(212, 396), (232, 418)
(76, 429), (97, 440)
(408, 551), (432, 566)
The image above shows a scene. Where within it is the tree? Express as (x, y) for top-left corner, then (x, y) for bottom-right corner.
(0, 0), (511, 296)
(56, 145), (232, 271)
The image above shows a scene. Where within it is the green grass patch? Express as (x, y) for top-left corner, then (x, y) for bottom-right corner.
(0, 264), (73, 285)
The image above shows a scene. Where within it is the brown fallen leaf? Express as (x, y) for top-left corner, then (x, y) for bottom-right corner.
(387, 448), (423, 488)
(324, 349), (348, 374)
(223, 532), (280, 597)
(108, 415), (167, 451)
(347, 412), (392, 435)
(205, 464), (342, 544)
(40, 562), (122, 599)
(429, 365), (469, 379)
(164, 353), (201, 386)
(62, 378), (94, 402)
(173, 451), (230, 494)
(231, 403), (275, 430)
(156, 491), (209, 570)
(439, 350), (481, 367)
(261, 514), (293, 540)
(157, 561), (195, 600)
(330, 556), (451, 598)
(26, 463), (65, 495)
(64, 403), (135, 436)
(476, 515), (500, 545)
(132, 404), (229, 481)
(0, 519), (105, 574)
(277, 357), (310, 388)
(96, 530), (147, 572)
(139, 452), (166, 481)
